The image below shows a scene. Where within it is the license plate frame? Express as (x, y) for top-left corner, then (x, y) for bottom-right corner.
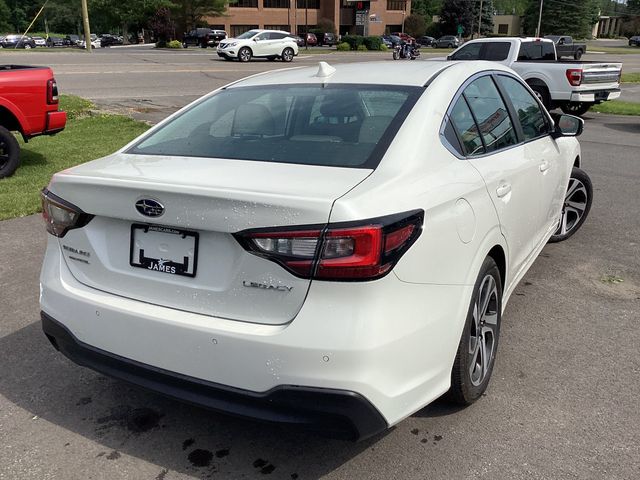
(129, 224), (199, 278)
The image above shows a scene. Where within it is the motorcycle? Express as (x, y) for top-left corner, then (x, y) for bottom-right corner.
(392, 42), (420, 61)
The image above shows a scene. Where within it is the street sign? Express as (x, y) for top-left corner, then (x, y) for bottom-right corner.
(457, 24), (464, 35)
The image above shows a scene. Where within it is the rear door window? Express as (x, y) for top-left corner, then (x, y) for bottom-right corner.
(518, 41), (555, 60)
(463, 76), (519, 153)
(450, 43), (481, 60)
(449, 97), (484, 156)
(482, 42), (510, 61)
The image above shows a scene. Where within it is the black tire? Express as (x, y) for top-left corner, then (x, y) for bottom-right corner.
(0, 126), (21, 179)
(392, 50), (399, 60)
(574, 49), (583, 60)
(448, 43), (454, 48)
(448, 256), (502, 406)
(281, 47), (294, 62)
(238, 47), (252, 62)
(549, 167), (593, 243)
(529, 84), (551, 110)
(560, 102), (591, 117)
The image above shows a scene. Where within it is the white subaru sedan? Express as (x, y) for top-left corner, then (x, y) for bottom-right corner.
(40, 61), (592, 440)
(217, 29), (298, 62)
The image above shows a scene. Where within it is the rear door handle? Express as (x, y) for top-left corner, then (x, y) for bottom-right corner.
(496, 183), (512, 198)
(539, 160), (550, 172)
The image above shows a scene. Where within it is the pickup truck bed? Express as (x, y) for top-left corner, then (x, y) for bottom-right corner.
(0, 64), (66, 178)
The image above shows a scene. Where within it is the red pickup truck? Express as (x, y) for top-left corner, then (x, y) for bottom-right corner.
(0, 65), (67, 178)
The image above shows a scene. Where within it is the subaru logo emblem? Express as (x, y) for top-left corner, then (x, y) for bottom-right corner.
(135, 198), (165, 217)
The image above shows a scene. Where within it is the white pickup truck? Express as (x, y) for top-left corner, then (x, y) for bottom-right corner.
(446, 37), (622, 116)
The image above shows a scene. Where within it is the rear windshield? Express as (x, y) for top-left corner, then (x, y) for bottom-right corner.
(128, 84), (422, 169)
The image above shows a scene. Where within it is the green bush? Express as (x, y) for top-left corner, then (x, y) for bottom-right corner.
(342, 35), (364, 50)
(379, 43), (389, 51)
(357, 44), (368, 52)
(336, 42), (350, 51)
(363, 36), (382, 51)
(167, 40), (182, 49)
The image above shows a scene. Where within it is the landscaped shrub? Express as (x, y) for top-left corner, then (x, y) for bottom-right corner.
(167, 40), (182, 48)
(336, 42), (350, 51)
(379, 43), (389, 51)
(357, 44), (368, 52)
(363, 36), (382, 51)
(342, 35), (364, 50)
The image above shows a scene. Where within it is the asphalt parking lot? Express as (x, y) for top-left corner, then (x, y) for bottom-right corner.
(1, 49), (640, 479)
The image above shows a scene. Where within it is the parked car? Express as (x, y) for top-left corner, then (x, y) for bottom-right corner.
(64, 35), (80, 46)
(1, 34), (37, 49)
(316, 32), (336, 46)
(100, 34), (123, 47)
(46, 36), (65, 47)
(289, 35), (305, 47)
(33, 36), (47, 47)
(39, 60), (591, 441)
(79, 38), (101, 49)
(217, 29), (298, 62)
(381, 34), (402, 47)
(417, 36), (435, 47)
(302, 32), (317, 46)
(447, 37), (622, 116)
(433, 35), (460, 48)
(0, 65), (66, 178)
(629, 35), (640, 46)
(544, 35), (586, 60)
(183, 28), (227, 48)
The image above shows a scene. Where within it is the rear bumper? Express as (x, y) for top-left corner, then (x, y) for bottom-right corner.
(42, 311), (387, 440)
(45, 111), (67, 135)
(570, 88), (621, 103)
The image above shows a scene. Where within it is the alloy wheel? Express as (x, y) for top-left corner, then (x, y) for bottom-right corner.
(0, 139), (8, 171)
(555, 177), (588, 236)
(468, 274), (498, 387)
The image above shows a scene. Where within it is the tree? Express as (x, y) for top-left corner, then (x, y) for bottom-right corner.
(149, 7), (176, 46)
(470, 0), (494, 36)
(405, 14), (427, 37)
(0, 0), (12, 32)
(493, 0), (527, 15)
(171, 0), (228, 32)
(439, 0), (474, 37)
(316, 17), (336, 35)
(523, 0), (599, 38)
(411, 0), (443, 18)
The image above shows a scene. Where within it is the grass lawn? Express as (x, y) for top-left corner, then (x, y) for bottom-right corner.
(592, 100), (640, 116)
(0, 95), (149, 221)
(621, 72), (640, 83)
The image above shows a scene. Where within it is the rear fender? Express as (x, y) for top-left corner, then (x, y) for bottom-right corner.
(0, 99), (30, 139)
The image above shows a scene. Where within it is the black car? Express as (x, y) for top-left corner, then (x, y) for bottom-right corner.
(46, 36), (65, 47)
(629, 36), (640, 47)
(382, 35), (402, 47)
(417, 36), (435, 47)
(100, 34), (123, 47)
(316, 32), (336, 46)
(1, 34), (36, 49)
(64, 35), (80, 47)
(183, 28), (226, 48)
(289, 35), (306, 48)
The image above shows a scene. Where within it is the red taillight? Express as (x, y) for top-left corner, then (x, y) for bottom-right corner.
(47, 79), (59, 105)
(235, 210), (424, 281)
(566, 68), (583, 86)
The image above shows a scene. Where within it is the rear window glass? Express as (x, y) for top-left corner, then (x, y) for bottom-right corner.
(129, 85), (421, 169)
(518, 41), (555, 60)
(483, 42), (510, 61)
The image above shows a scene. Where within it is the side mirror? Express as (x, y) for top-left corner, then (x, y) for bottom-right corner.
(551, 114), (584, 138)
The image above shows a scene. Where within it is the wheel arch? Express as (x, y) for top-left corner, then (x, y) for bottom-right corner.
(487, 245), (506, 292)
(574, 155), (581, 168)
(525, 77), (550, 93)
(0, 103), (26, 136)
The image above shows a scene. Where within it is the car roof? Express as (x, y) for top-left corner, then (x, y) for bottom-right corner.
(230, 61), (467, 88)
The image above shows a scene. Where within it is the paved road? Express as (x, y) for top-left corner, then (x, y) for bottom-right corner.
(3, 47), (639, 123)
(1, 51), (640, 480)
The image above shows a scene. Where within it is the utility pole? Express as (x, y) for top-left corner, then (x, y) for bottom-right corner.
(81, 0), (92, 52)
(535, 0), (544, 37)
(477, 0), (483, 38)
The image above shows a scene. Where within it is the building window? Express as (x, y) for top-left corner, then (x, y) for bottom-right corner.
(296, 0), (320, 9)
(498, 24), (509, 35)
(233, 0), (258, 7)
(297, 25), (317, 35)
(264, 0), (290, 7)
(230, 25), (259, 37)
(387, 0), (407, 11)
(265, 25), (291, 32)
